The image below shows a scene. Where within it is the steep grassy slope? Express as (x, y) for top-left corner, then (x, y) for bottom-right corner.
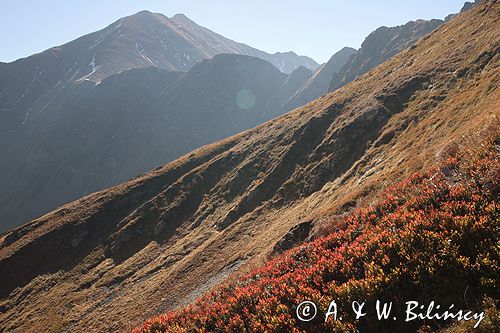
(0, 1), (498, 332)
(134, 125), (499, 333)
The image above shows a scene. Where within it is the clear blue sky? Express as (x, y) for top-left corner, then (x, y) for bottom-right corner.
(0, 1), (465, 64)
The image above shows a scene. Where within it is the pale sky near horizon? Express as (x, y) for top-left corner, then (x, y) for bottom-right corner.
(1, 1), (465, 64)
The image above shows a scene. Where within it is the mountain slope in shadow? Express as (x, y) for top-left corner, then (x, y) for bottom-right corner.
(0, 54), (303, 232)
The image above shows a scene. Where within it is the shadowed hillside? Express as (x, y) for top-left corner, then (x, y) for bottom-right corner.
(0, 11), (318, 231)
(0, 54), (308, 232)
(284, 47), (356, 110)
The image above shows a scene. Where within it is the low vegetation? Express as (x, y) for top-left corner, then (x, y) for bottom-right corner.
(135, 128), (499, 332)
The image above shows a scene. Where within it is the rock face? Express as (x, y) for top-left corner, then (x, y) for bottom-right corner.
(0, 2), (498, 332)
(329, 19), (443, 92)
(271, 220), (313, 255)
(460, 0), (485, 12)
(446, 0), (483, 21)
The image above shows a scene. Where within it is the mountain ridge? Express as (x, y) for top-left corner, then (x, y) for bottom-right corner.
(3, 10), (319, 79)
(284, 46), (356, 110)
(329, 18), (444, 91)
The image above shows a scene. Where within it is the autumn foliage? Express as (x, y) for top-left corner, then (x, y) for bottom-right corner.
(134, 132), (499, 332)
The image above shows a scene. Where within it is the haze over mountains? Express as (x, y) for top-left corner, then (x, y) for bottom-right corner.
(0, 1), (497, 332)
(0, 9), (451, 232)
(0, 54), (302, 232)
(0, 11), (321, 232)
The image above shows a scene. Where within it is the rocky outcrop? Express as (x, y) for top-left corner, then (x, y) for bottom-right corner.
(446, 0), (483, 21)
(271, 220), (313, 255)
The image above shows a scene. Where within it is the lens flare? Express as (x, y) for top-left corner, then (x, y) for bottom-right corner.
(236, 89), (255, 110)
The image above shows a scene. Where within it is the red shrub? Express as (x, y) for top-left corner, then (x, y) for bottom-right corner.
(134, 134), (499, 332)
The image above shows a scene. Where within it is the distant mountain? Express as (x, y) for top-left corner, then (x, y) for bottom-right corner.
(169, 13), (319, 74)
(0, 10), (318, 134)
(329, 19), (443, 91)
(265, 65), (313, 119)
(284, 47), (356, 110)
(0, 53), (312, 232)
(0, 10), (321, 232)
(1, 11), (317, 85)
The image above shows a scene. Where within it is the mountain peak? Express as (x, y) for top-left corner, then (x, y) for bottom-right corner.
(134, 9), (154, 15)
(170, 13), (197, 26)
(122, 9), (165, 24)
(339, 46), (357, 52)
(126, 9), (161, 21)
(171, 13), (189, 20)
